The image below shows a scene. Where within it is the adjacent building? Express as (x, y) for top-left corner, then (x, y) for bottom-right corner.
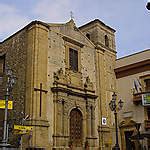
(115, 49), (150, 150)
(0, 19), (116, 150)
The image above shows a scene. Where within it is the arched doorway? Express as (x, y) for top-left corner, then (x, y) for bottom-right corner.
(119, 119), (137, 150)
(70, 108), (83, 146)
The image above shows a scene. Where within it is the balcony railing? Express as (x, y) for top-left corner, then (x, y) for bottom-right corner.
(145, 120), (150, 130)
(133, 91), (150, 104)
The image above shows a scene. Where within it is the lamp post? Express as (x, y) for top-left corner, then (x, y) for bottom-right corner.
(0, 68), (16, 150)
(109, 92), (123, 150)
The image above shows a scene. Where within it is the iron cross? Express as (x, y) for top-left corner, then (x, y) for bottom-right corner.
(70, 11), (74, 20)
(34, 83), (48, 116)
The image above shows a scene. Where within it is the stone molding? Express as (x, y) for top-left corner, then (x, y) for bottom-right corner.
(62, 36), (84, 48)
(51, 86), (97, 99)
(26, 119), (49, 127)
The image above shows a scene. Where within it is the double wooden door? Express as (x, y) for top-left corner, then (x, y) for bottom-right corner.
(70, 108), (83, 146)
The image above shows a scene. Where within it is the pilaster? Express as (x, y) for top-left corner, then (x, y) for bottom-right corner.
(25, 22), (49, 149)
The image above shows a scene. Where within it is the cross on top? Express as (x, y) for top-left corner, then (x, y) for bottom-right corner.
(70, 11), (74, 20)
(34, 83), (48, 117)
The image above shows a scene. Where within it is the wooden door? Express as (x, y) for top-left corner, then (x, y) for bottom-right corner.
(70, 108), (83, 146)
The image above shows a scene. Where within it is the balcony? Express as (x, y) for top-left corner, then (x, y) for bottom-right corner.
(133, 91), (150, 105)
(145, 120), (150, 130)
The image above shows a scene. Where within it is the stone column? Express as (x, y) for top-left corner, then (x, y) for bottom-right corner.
(56, 99), (63, 135)
(91, 105), (96, 137)
(86, 104), (91, 137)
(62, 101), (70, 147)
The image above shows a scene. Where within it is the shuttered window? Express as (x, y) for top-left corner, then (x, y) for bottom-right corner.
(69, 48), (78, 72)
(105, 35), (109, 47)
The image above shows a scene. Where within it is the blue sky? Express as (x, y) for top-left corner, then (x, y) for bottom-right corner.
(0, 0), (149, 58)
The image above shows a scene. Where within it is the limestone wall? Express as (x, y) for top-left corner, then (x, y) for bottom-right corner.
(0, 29), (27, 146)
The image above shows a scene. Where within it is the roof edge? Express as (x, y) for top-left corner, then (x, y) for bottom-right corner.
(0, 20), (49, 44)
(117, 49), (150, 60)
(79, 19), (116, 32)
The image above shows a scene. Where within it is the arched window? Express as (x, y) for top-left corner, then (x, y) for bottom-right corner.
(86, 33), (91, 40)
(69, 48), (78, 72)
(0, 55), (5, 75)
(70, 108), (83, 146)
(105, 35), (109, 47)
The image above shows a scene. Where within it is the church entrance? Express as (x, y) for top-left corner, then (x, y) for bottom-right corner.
(70, 108), (83, 147)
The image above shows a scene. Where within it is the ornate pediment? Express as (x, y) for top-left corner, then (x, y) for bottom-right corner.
(119, 119), (137, 128)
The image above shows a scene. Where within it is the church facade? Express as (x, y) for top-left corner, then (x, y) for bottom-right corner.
(0, 19), (116, 150)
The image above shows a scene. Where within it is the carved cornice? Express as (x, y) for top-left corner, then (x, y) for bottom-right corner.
(26, 119), (49, 127)
(51, 86), (97, 99)
(95, 42), (116, 54)
(63, 36), (84, 48)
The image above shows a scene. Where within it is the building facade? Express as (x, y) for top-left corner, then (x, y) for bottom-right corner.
(115, 50), (150, 150)
(0, 19), (116, 150)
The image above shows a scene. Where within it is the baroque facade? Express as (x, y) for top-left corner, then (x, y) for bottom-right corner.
(115, 49), (150, 150)
(0, 19), (116, 150)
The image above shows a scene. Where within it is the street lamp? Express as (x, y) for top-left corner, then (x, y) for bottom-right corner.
(146, 0), (150, 10)
(109, 92), (123, 150)
(0, 67), (16, 149)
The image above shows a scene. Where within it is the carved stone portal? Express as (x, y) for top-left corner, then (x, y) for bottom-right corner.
(52, 68), (98, 149)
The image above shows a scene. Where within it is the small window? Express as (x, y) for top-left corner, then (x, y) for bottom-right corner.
(0, 55), (5, 75)
(145, 79), (150, 92)
(69, 48), (78, 72)
(86, 33), (91, 40)
(105, 35), (109, 47)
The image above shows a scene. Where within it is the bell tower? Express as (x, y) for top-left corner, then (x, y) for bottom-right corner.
(79, 19), (117, 149)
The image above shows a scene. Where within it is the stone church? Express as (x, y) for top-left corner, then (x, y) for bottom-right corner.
(0, 19), (116, 150)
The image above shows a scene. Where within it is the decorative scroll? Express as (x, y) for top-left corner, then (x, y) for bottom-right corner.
(84, 76), (94, 91)
(54, 68), (67, 84)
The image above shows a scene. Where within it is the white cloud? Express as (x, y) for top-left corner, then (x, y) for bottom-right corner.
(0, 3), (16, 14)
(32, 0), (73, 22)
(0, 3), (30, 41)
